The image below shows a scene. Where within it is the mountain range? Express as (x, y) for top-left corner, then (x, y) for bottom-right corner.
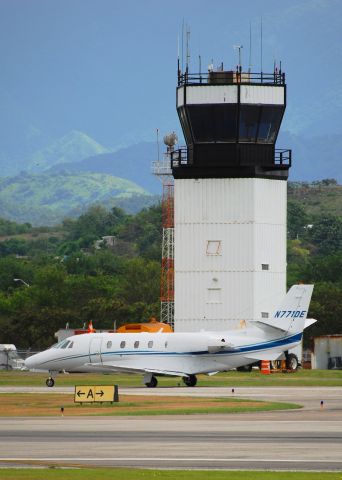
(0, 125), (341, 226)
(0, 171), (154, 226)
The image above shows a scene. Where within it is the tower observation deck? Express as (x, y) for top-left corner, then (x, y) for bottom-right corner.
(172, 69), (290, 180)
(172, 65), (292, 333)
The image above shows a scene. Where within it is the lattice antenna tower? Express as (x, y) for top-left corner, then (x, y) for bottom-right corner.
(151, 131), (178, 328)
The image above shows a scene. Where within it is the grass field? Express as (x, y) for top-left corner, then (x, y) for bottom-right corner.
(0, 392), (299, 416)
(1, 369), (342, 388)
(0, 469), (341, 480)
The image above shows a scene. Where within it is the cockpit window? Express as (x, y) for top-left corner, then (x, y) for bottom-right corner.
(68, 342), (74, 348)
(53, 339), (71, 349)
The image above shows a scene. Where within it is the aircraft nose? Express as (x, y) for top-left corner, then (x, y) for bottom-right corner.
(25, 353), (40, 370)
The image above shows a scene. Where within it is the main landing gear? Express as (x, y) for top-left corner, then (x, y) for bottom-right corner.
(183, 374), (197, 387)
(286, 353), (299, 371)
(143, 374), (198, 388)
(144, 374), (158, 388)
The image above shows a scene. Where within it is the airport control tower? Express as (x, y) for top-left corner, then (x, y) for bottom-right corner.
(171, 65), (291, 332)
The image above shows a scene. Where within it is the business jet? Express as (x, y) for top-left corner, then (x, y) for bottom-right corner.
(25, 284), (315, 387)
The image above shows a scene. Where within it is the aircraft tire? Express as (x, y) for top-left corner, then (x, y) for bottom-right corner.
(183, 375), (197, 387)
(286, 353), (299, 371)
(46, 377), (55, 387)
(145, 376), (158, 388)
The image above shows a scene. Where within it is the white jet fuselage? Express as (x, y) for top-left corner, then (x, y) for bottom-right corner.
(25, 328), (302, 376)
(25, 285), (315, 386)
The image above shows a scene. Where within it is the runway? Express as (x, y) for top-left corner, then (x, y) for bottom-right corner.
(0, 386), (341, 470)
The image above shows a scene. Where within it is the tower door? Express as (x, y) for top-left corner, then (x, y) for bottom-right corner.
(89, 338), (102, 364)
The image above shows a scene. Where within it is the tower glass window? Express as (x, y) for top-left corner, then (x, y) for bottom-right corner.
(186, 105), (237, 143)
(239, 105), (259, 142)
(178, 107), (192, 144)
(258, 106), (283, 143)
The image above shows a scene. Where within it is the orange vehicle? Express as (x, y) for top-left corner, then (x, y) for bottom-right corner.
(117, 317), (172, 333)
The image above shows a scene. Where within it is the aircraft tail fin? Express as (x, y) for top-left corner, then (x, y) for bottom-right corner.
(257, 284), (314, 335)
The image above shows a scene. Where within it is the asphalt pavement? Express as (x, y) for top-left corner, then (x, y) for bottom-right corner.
(0, 386), (341, 471)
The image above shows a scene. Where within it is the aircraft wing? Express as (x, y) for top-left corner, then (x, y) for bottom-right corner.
(244, 350), (285, 361)
(85, 362), (188, 377)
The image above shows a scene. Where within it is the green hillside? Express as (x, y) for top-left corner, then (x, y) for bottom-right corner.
(288, 181), (342, 217)
(0, 172), (150, 226)
(27, 130), (109, 171)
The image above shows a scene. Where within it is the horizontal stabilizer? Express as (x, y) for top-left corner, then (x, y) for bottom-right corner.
(305, 318), (317, 329)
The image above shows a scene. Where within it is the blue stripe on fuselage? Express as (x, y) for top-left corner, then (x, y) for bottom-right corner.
(38, 332), (302, 366)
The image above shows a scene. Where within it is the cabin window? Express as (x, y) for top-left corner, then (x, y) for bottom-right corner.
(68, 342), (74, 348)
(165, 341), (168, 348)
(107, 341), (112, 349)
(60, 340), (70, 349)
(120, 341), (126, 348)
(134, 341), (139, 349)
(148, 341), (153, 348)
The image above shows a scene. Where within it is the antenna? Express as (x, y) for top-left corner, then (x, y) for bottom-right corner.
(177, 35), (180, 78)
(249, 21), (252, 72)
(156, 128), (160, 162)
(233, 44), (243, 69)
(181, 19), (184, 73)
(186, 25), (191, 72)
(260, 17), (263, 73)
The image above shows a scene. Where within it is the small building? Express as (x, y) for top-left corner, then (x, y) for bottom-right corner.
(0, 344), (25, 370)
(311, 335), (342, 369)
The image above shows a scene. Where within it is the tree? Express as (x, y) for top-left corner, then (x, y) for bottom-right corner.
(287, 201), (308, 240)
(304, 282), (342, 345)
(309, 215), (342, 254)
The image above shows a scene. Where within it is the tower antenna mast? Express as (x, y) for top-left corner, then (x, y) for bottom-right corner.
(233, 44), (243, 69)
(249, 21), (252, 72)
(260, 16), (263, 74)
(186, 25), (191, 72)
(181, 19), (184, 73)
(156, 128), (160, 162)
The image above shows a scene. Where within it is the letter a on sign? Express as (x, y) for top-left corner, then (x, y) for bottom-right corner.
(87, 388), (94, 399)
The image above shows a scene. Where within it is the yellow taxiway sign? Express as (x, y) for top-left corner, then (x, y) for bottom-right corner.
(74, 385), (116, 403)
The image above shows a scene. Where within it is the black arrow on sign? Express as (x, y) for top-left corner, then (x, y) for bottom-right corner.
(96, 390), (104, 397)
(77, 390), (85, 397)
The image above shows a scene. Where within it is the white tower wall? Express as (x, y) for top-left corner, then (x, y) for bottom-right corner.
(174, 177), (287, 332)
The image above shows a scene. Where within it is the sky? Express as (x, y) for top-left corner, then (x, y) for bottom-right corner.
(1, 0), (341, 150)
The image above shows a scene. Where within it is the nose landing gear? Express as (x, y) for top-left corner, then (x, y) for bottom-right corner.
(46, 377), (55, 387)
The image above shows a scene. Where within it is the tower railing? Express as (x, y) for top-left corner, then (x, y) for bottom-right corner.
(178, 71), (285, 87)
(274, 149), (292, 166)
(171, 147), (291, 169)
